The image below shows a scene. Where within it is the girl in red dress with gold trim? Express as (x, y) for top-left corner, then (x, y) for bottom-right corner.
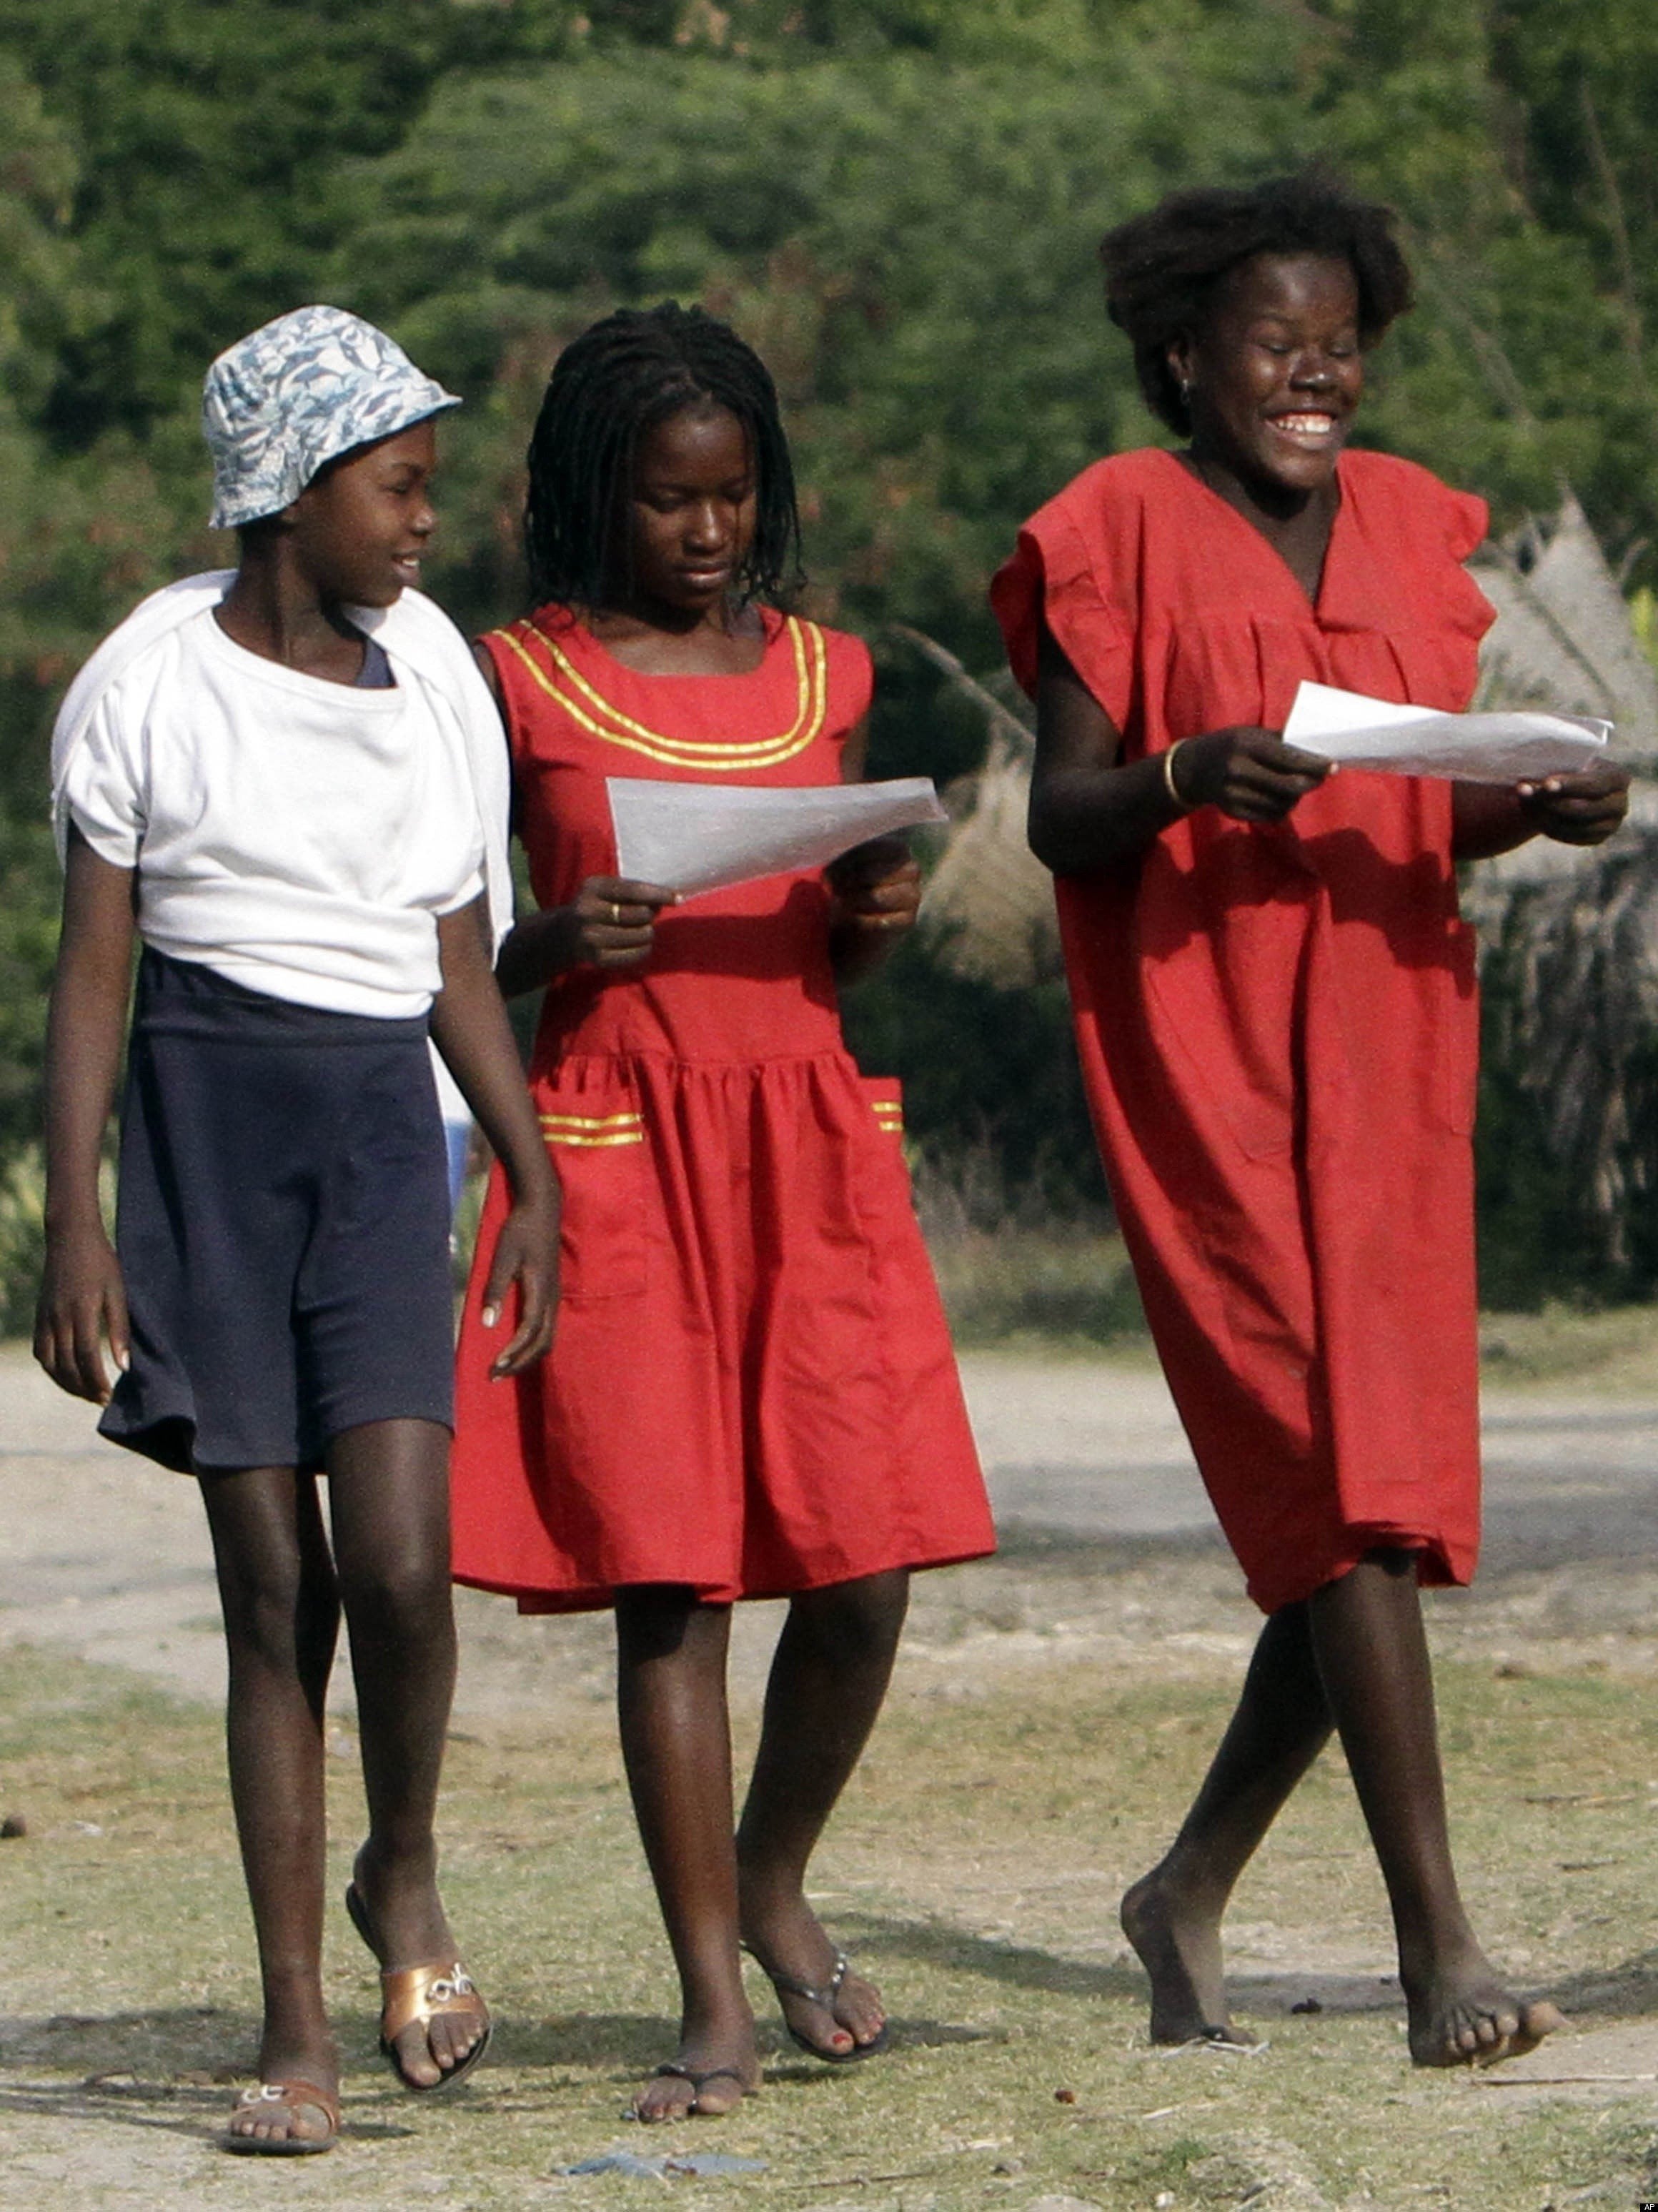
(452, 304), (993, 2118)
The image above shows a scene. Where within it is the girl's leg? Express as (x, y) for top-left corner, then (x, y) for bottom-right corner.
(1306, 1549), (1562, 2064)
(615, 1587), (758, 2120)
(1121, 1598), (1332, 2045)
(326, 1417), (480, 2086)
(735, 1569), (910, 2056)
(1123, 1549), (1563, 2063)
(199, 1463), (341, 2147)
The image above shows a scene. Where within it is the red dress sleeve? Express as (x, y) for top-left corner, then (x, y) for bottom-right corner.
(827, 628), (875, 745)
(1336, 451), (1493, 663)
(1437, 476), (1488, 565)
(989, 460), (1136, 728)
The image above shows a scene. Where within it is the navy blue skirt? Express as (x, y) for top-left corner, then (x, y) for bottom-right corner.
(101, 950), (455, 1473)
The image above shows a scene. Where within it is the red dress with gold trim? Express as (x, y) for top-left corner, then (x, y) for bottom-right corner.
(450, 605), (993, 1611)
(992, 448), (1493, 1615)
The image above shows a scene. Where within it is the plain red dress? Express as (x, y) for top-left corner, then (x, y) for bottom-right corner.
(991, 447), (1494, 1613)
(451, 605), (993, 1611)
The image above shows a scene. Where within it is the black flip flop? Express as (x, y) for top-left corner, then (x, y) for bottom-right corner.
(755, 1948), (890, 2063)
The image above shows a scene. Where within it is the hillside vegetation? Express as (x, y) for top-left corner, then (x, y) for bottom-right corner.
(2, 0), (1654, 1321)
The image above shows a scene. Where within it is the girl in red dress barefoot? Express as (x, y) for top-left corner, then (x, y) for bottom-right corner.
(993, 172), (1627, 2068)
(451, 304), (993, 2119)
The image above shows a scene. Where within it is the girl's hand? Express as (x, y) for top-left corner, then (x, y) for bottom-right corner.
(826, 838), (921, 937)
(1514, 763), (1630, 846)
(35, 1224), (129, 1404)
(567, 876), (680, 971)
(478, 1190), (560, 1379)
(1171, 728), (1332, 823)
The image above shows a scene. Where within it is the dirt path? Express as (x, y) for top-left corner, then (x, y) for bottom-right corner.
(9, 1344), (1658, 2209)
(8, 1344), (1658, 1718)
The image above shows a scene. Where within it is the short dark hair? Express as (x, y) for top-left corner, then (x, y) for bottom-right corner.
(523, 302), (803, 609)
(1099, 169), (1414, 435)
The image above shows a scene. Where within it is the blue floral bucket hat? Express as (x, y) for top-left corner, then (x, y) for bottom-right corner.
(203, 304), (461, 530)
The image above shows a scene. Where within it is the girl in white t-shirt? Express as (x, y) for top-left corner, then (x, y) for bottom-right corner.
(35, 307), (559, 2156)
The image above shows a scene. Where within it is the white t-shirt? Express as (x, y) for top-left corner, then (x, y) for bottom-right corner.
(59, 606), (487, 1019)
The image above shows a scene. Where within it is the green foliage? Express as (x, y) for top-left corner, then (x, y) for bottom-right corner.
(331, 10), (1658, 669)
(840, 938), (1108, 1221)
(337, 38), (1296, 654)
(0, 0), (525, 444)
(4, 0), (1658, 1315)
(1305, 0), (1658, 576)
(0, 54), (84, 422)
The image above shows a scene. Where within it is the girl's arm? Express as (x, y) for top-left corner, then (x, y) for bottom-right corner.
(35, 829), (136, 1403)
(469, 640), (677, 997)
(1451, 768), (1630, 860)
(495, 879), (680, 996)
(828, 715), (922, 986)
(1028, 621), (1329, 875)
(430, 896), (560, 1377)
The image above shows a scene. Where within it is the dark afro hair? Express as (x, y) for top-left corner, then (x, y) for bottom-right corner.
(1099, 168), (1414, 435)
(523, 301), (803, 610)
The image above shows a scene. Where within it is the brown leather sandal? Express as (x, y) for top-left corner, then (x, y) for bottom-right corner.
(222, 2078), (340, 2155)
(346, 1881), (492, 2093)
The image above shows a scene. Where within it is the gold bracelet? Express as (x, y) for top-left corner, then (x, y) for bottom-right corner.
(1161, 740), (1193, 813)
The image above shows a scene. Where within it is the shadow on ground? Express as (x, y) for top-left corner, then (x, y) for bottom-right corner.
(1546, 1946), (1658, 2020)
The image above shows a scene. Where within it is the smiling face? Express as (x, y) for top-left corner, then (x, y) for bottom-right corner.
(621, 400), (758, 620)
(1171, 252), (1363, 500)
(284, 416), (438, 607)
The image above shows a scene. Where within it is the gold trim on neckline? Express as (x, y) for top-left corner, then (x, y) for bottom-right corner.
(491, 616), (829, 769)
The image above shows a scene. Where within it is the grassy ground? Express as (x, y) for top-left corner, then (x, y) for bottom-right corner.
(932, 1221), (1658, 1390)
(5, 1558), (1658, 2212)
(927, 1229), (1149, 1354)
(1476, 1299), (1658, 1390)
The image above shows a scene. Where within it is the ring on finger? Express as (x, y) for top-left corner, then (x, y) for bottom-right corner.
(610, 900), (623, 925)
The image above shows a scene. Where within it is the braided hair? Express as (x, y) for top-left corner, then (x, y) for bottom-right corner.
(523, 302), (803, 610)
(1100, 169), (1414, 436)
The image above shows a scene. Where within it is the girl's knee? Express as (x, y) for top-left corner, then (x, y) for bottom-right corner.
(202, 1467), (337, 1664)
(217, 1552), (337, 1672)
(793, 1569), (909, 1655)
(339, 1542), (453, 1649)
(615, 1586), (730, 1668)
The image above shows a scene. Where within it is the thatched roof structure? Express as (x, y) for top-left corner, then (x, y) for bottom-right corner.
(1480, 824), (1658, 1267)
(898, 626), (1058, 989)
(1472, 492), (1658, 745)
(1465, 498), (1658, 1280)
(1469, 492), (1658, 898)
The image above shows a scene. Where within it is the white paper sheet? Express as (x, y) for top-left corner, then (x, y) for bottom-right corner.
(1281, 681), (1612, 784)
(607, 775), (947, 898)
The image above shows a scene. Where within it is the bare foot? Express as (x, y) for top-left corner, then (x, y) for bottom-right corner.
(739, 1893), (887, 2057)
(349, 1845), (487, 2088)
(632, 2039), (760, 2121)
(1121, 1868), (1255, 2048)
(1403, 1948), (1565, 2066)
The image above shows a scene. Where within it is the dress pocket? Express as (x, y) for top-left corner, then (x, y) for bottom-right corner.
(846, 1074), (918, 1236)
(858, 1076), (906, 1144)
(537, 1076), (650, 1302)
